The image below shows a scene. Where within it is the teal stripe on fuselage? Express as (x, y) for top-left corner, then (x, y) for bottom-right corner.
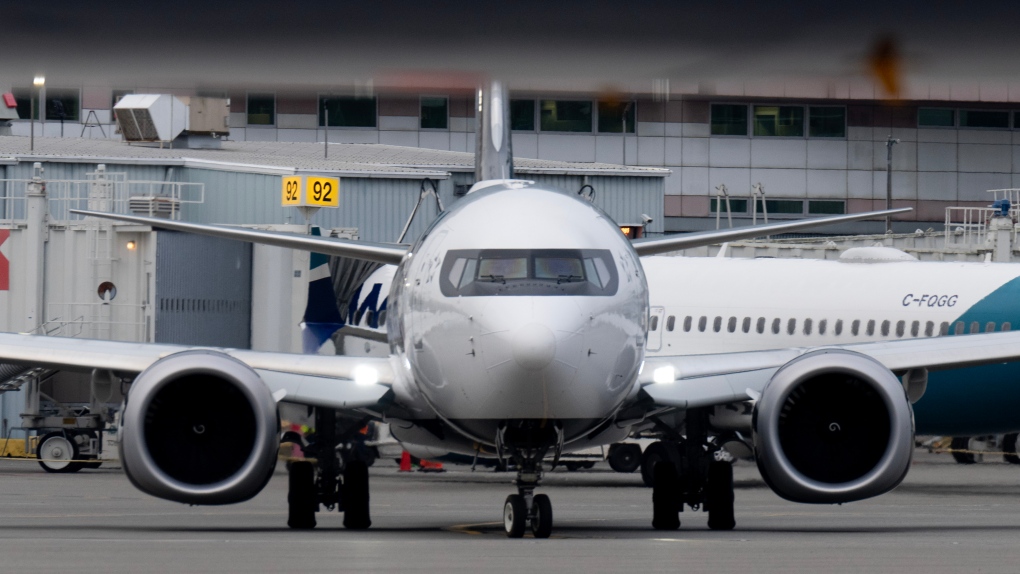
(913, 275), (1020, 435)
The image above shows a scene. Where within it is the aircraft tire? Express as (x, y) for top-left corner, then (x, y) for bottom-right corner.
(608, 443), (642, 473)
(343, 460), (372, 529)
(504, 494), (527, 538)
(950, 437), (977, 464)
(706, 461), (736, 531)
(287, 461), (317, 529)
(1003, 434), (1020, 465)
(641, 442), (669, 487)
(651, 461), (681, 530)
(531, 494), (553, 538)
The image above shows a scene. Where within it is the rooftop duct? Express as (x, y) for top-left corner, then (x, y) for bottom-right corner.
(115, 94), (188, 142)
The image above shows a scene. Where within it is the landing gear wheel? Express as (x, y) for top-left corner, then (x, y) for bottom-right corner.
(706, 461), (736, 531)
(641, 442), (669, 487)
(503, 494), (527, 538)
(83, 460), (102, 469)
(651, 461), (681, 530)
(950, 437), (976, 464)
(287, 461), (317, 529)
(343, 460), (372, 530)
(564, 462), (581, 472)
(37, 433), (83, 473)
(1003, 434), (1020, 465)
(531, 494), (553, 538)
(608, 444), (642, 473)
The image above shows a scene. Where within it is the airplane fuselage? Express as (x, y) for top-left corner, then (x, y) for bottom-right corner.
(387, 184), (648, 447)
(642, 255), (1020, 435)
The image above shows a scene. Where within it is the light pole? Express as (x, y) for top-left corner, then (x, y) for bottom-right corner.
(30, 75), (44, 152)
(885, 135), (899, 233)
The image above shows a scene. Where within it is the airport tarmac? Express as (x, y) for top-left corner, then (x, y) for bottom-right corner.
(1, 450), (1019, 573)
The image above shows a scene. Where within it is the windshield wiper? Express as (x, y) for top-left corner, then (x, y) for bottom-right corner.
(479, 274), (506, 284)
(556, 274), (583, 284)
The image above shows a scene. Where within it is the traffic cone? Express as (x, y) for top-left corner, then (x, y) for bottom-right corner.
(399, 450), (412, 472)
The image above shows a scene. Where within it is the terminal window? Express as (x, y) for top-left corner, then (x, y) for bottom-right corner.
(960, 110), (1009, 129)
(319, 96), (377, 128)
(756, 199), (804, 215)
(511, 99), (536, 131)
(808, 200), (845, 215)
(808, 107), (846, 137)
(43, 88), (80, 122)
(710, 104), (748, 135)
(247, 94), (275, 125)
(11, 88), (37, 120)
(420, 96), (448, 129)
(597, 101), (636, 133)
(753, 105), (803, 137)
(918, 108), (955, 127)
(540, 100), (592, 132)
(710, 198), (749, 213)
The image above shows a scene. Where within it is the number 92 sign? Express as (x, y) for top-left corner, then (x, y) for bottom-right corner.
(281, 176), (340, 208)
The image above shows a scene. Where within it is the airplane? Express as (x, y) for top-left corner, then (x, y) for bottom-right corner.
(0, 177), (1016, 539)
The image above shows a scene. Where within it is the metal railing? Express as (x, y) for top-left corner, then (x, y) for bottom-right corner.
(944, 206), (996, 248)
(0, 171), (204, 222)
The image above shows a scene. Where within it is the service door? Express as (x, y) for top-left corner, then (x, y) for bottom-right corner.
(647, 306), (665, 352)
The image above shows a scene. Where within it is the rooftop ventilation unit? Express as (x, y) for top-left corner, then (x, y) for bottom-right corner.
(114, 94), (188, 142)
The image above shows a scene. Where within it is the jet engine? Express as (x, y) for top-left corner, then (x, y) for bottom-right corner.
(752, 349), (913, 504)
(120, 351), (279, 505)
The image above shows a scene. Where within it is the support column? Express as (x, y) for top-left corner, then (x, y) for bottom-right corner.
(24, 162), (47, 332)
(474, 81), (514, 182)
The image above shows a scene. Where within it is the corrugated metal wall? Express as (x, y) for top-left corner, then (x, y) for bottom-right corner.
(154, 231), (252, 348)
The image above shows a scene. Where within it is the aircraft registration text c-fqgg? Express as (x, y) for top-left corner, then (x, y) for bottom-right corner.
(7, 180), (1020, 538)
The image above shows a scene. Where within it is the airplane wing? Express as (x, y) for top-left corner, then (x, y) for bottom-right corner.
(0, 332), (394, 410)
(639, 331), (1020, 409)
(69, 210), (409, 266)
(631, 208), (911, 256)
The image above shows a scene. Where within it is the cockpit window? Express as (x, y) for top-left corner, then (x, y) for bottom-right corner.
(440, 249), (618, 297)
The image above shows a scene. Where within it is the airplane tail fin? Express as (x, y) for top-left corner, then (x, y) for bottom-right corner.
(300, 227), (344, 354)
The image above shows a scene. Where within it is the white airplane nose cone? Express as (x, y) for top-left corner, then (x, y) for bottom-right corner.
(511, 323), (556, 371)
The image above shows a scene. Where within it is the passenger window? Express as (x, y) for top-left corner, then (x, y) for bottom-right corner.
(880, 320), (890, 336)
(727, 317), (737, 333)
(757, 317), (766, 334)
(939, 322), (949, 336)
(835, 319), (843, 336)
(970, 321), (980, 334)
(699, 316), (707, 332)
(713, 316), (722, 332)
(742, 317), (751, 333)
(866, 320), (875, 336)
(650, 315), (659, 331)
(851, 319), (859, 336)
(787, 318), (796, 335)
(772, 318), (781, 334)
(666, 316), (676, 331)
(954, 321), (964, 335)
(803, 318), (812, 335)
(818, 319), (827, 335)
(895, 320), (904, 337)
(683, 316), (692, 332)
(985, 321), (995, 333)
(1004, 322), (1012, 332)
(924, 321), (933, 337)
(378, 309), (387, 327)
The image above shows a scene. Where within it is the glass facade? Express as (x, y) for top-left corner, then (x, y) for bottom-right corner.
(319, 96), (377, 127)
(711, 104), (748, 135)
(540, 100), (592, 132)
(753, 105), (804, 137)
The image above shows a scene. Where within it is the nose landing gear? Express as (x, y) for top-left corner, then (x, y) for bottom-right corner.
(501, 453), (554, 538)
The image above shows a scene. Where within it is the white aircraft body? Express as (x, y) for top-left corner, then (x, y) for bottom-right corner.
(4, 180), (1020, 538)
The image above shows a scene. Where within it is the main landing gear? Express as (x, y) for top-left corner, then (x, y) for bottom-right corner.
(286, 408), (372, 530)
(647, 408), (736, 531)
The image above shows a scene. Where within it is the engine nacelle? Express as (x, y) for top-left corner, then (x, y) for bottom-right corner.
(753, 349), (913, 504)
(120, 351), (279, 505)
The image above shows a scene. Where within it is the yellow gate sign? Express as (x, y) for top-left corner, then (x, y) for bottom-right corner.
(305, 177), (340, 207)
(281, 176), (303, 205)
(281, 176), (340, 208)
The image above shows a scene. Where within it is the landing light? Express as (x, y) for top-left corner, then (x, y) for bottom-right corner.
(652, 365), (676, 384)
(352, 365), (379, 386)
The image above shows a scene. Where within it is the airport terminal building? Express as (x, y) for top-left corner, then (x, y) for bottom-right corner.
(6, 80), (1020, 234)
